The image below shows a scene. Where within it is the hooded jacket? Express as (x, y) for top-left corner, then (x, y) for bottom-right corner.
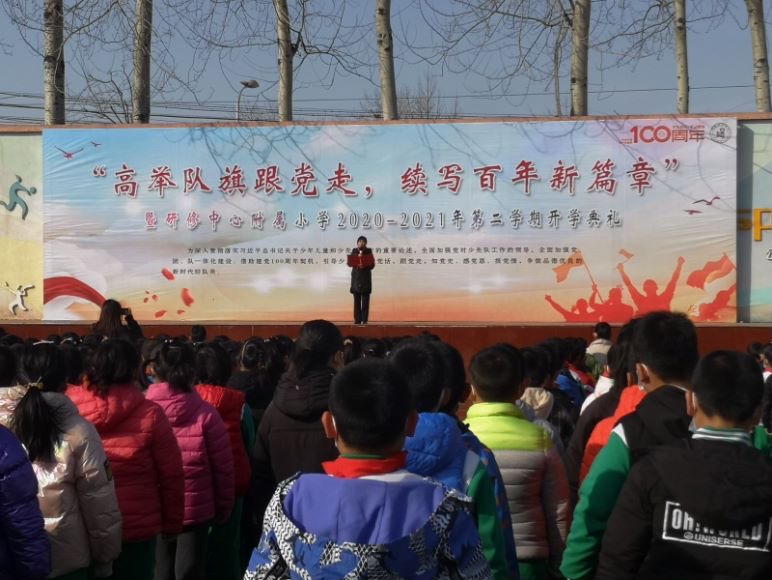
(253, 367), (338, 522)
(244, 472), (491, 580)
(195, 384), (252, 496)
(146, 383), (235, 526)
(67, 383), (185, 541)
(0, 388), (121, 578)
(0, 424), (50, 580)
(597, 433), (772, 579)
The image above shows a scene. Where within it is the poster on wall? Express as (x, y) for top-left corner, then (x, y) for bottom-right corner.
(737, 121), (772, 323)
(43, 118), (737, 323)
(0, 133), (43, 321)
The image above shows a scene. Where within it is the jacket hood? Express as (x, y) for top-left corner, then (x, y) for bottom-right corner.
(653, 439), (772, 530)
(404, 412), (467, 490)
(69, 384), (146, 432)
(521, 387), (554, 420)
(272, 368), (334, 421)
(146, 382), (204, 427)
(283, 472), (447, 545)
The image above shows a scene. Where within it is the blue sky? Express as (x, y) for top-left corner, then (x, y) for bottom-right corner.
(0, 1), (771, 123)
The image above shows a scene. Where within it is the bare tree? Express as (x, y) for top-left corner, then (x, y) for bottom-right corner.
(674, 0), (689, 113)
(745, 0), (771, 112)
(44, 0), (65, 124)
(376, 0), (398, 120)
(132, 0), (152, 123)
(362, 72), (459, 119)
(570, 0), (591, 116)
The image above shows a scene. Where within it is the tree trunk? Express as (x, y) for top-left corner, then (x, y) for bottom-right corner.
(674, 0), (689, 114)
(376, 0), (398, 120)
(570, 0), (591, 116)
(44, 0), (65, 124)
(745, 0), (771, 112)
(275, 0), (293, 122)
(132, 0), (153, 123)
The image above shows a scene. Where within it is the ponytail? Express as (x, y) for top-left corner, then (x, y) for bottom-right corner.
(288, 320), (343, 379)
(10, 384), (64, 463)
(154, 340), (196, 392)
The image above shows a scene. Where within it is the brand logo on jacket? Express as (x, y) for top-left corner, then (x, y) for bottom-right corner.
(663, 501), (772, 552)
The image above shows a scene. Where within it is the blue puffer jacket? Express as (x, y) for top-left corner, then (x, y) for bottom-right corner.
(404, 412), (468, 489)
(0, 425), (50, 580)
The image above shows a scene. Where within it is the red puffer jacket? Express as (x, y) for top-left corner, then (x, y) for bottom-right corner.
(195, 384), (251, 497)
(67, 383), (185, 542)
(579, 385), (646, 483)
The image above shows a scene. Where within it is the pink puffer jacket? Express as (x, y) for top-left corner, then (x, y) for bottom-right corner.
(146, 383), (235, 525)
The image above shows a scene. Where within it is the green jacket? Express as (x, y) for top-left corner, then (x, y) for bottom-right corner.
(561, 424), (772, 580)
(467, 403), (570, 568)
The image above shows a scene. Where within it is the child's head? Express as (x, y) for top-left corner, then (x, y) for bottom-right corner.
(633, 311), (698, 390)
(194, 342), (232, 386)
(469, 344), (524, 403)
(434, 340), (468, 415)
(389, 338), (446, 412)
(85, 339), (140, 395)
(289, 320), (343, 378)
(191, 324), (207, 344)
(593, 322), (612, 341)
(154, 339), (196, 392)
(761, 344), (772, 369)
(19, 342), (66, 393)
(691, 350), (764, 429)
(609, 317), (639, 391)
(324, 358), (415, 455)
(521, 345), (551, 389)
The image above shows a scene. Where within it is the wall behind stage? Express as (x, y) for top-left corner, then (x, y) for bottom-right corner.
(0, 133), (43, 320)
(737, 121), (772, 323)
(42, 118), (738, 323)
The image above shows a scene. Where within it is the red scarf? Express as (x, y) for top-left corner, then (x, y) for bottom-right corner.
(322, 451), (407, 479)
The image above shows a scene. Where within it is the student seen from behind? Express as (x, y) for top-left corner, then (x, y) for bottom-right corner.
(466, 344), (570, 580)
(244, 358), (491, 579)
(596, 350), (772, 579)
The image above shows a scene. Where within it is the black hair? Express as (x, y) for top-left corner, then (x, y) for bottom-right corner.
(329, 358), (413, 453)
(469, 344), (524, 402)
(235, 338), (283, 411)
(154, 340), (196, 392)
(389, 338), (445, 412)
(0, 345), (17, 386)
(692, 351), (764, 424)
(538, 339), (567, 379)
(567, 337), (588, 365)
(356, 236), (367, 244)
(271, 335), (295, 361)
(92, 298), (125, 338)
(361, 338), (387, 359)
(521, 346), (551, 388)
(195, 342), (232, 386)
(746, 341), (764, 364)
(59, 343), (85, 385)
(191, 324), (207, 344)
(86, 339), (140, 395)
(633, 311), (698, 383)
(342, 336), (362, 365)
(288, 320), (343, 379)
(594, 322), (612, 340)
(761, 344), (772, 369)
(435, 340), (467, 413)
(609, 318), (639, 393)
(11, 343), (67, 463)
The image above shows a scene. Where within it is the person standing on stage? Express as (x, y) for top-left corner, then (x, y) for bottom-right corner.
(349, 236), (374, 325)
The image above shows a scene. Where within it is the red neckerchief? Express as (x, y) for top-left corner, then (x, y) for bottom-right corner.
(322, 451), (407, 479)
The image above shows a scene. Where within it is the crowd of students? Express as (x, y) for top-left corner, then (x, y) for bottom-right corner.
(0, 309), (771, 580)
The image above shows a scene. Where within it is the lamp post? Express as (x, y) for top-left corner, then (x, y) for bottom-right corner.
(236, 79), (259, 122)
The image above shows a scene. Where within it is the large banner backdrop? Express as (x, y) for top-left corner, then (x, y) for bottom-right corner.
(43, 118), (738, 323)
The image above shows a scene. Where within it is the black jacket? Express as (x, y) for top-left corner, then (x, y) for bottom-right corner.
(597, 437), (772, 580)
(251, 367), (338, 530)
(349, 247), (374, 294)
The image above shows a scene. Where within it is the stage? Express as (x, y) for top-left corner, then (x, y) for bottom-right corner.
(2, 322), (769, 365)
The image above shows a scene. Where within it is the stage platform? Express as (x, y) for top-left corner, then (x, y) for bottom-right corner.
(2, 322), (769, 365)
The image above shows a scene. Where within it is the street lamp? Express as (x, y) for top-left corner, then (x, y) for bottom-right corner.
(236, 79), (259, 122)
